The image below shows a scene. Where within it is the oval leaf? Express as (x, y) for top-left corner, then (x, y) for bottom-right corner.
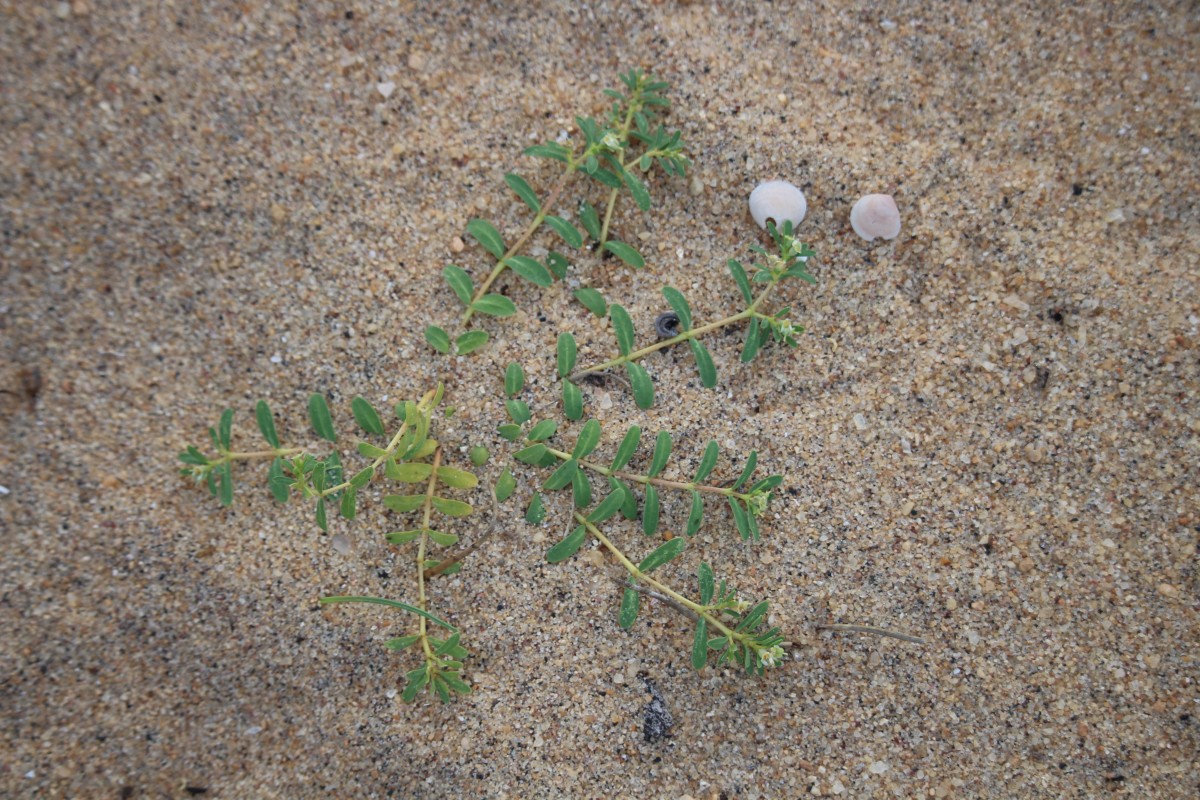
(689, 339), (717, 388)
(573, 287), (608, 317)
(471, 294), (517, 318)
(495, 468), (516, 502)
(661, 286), (692, 330)
(390, 463), (432, 483)
(686, 490), (704, 537)
(647, 431), (672, 478)
(610, 425), (641, 470)
(579, 201), (601, 240)
(692, 618), (708, 670)
(545, 215), (583, 249)
(698, 562), (715, 605)
(504, 173), (540, 212)
(425, 325), (452, 354)
(431, 497), (473, 517)
(587, 487), (626, 523)
(351, 396), (385, 437)
(525, 492), (546, 523)
(384, 494), (426, 512)
(543, 458), (579, 491)
(562, 381), (583, 421)
(436, 466), (479, 489)
(728, 259), (753, 305)
(604, 240), (645, 268)
(637, 536), (686, 574)
(443, 265), (474, 305)
(571, 469), (592, 508)
(546, 524), (587, 563)
(732, 450), (758, 491)
(642, 485), (660, 537)
(572, 418), (602, 459)
(308, 394), (336, 442)
(609, 304), (635, 356)
(557, 333), (576, 378)
(455, 330), (489, 355)
(507, 255), (553, 287)
(527, 419), (558, 442)
(619, 587), (640, 630)
(694, 441), (719, 482)
(504, 362), (525, 397)
(466, 218), (506, 259)
(626, 362), (654, 409)
(255, 400), (279, 448)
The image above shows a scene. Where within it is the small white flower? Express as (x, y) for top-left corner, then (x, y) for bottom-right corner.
(601, 131), (623, 151)
(759, 645), (786, 668)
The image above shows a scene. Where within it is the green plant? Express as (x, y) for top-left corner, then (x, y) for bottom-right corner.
(561, 220), (816, 409)
(181, 386), (483, 702)
(424, 69), (689, 355)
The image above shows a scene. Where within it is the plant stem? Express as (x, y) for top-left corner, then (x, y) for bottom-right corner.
(569, 283), (777, 381)
(222, 447), (304, 461)
(543, 445), (752, 503)
(572, 512), (744, 645)
(416, 447), (444, 660)
(459, 167), (576, 327)
(597, 100), (640, 248)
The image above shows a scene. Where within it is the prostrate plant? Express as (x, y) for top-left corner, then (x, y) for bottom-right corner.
(425, 69), (689, 355)
(497, 368), (787, 672)
(180, 386), (483, 702)
(563, 221), (817, 409)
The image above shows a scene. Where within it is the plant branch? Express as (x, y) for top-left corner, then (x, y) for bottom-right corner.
(416, 447), (444, 660)
(543, 445), (752, 503)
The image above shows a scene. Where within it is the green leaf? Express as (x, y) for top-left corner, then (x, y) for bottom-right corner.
(692, 618), (708, 670)
(728, 259), (753, 305)
(308, 394), (336, 442)
(572, 418), (602, 459)
(504, 362), (525, 397)
(544, 215), (583, 249)
(621, 166), (651, 211)
(609, 304), (635, 355)
(471, 294), (517, 318)
(689, 340), (717, 388)
(610, 476), (638, 520)
(495, 468), (516, 502)
(732, 450), (758, 491)
(504, 173), (540, 212)
(686, 491), (704, 536)
(427, 529), (459, 547)
(255, 401), (279, 448)
(431, 497), (472, 517)
(424, 325), (452, 354)
(268, 457), (289, 502)
(507, 255), (553, 287)
(729, 497), (751, 540)
(626, 362), (654, 409)
(505, 399), (532, 425)
(546, 524), (587, 563)
(513, 444), (548, 465)
(436, 467), (479, 489)
(647, 431), (671, 478)
(217, 408), (233, 450)
(526, 419), (557, 442)
(557, 333), (576, 378)
(543, 459), (579, 491)
(694, 441), (719, 482)
(525, 492), (546, 523)
(351, 397), (385, 437)
(741, 316), (763, 363)
(573, 287), (608, 317)
(217, 461), (233, 507)
(603, 240), (645, 268)
(661, 286), (692, 330)
(587, 166), (622, 188)
(358, 441), (387, 459)
(340, 486), (357, 519)
(619, 588), (640, 630)
(637, 536), (685, 573)
(441, 671), (472, 696)
(456, 330), (489, 355)
(319, 595), (457, 632)
(384, 634), (422, 651)
(315, 497), (327, 531)
(579, 200), (601, 240)
(466, 218), (506, 259)
(497, 423), (523, 442)
(443, 265), (474, 306)
(610, 425), (641, 470)
(571, 469), (592, 508)
(349, 467), (373, 489)
(749, 475), (783, 495)
(524, 142), (571, 162)
(389, 463), (433, 483)
(384, 494), (426, 512)
(546, 250), (569, 279)
(402, 666), (428, 702)
(642, 485), (661, 536)
(587, 487), (626, 523)
(735, 600), (769, 633)
(698, 562), (714, 605)
(561, 381), (583, 421)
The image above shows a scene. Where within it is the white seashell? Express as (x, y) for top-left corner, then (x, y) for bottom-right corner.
(850, 194), (901, 241)
(749, 180), (807, 230)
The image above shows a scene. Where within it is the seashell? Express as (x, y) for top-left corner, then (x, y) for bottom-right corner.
(749, 180), (807, 230)
(850, 194), (901, 241)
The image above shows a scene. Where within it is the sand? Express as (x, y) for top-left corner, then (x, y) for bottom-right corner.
(2, 1), (1197, 797)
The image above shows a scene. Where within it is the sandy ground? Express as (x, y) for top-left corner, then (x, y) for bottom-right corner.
(2, 1), (1197, 797)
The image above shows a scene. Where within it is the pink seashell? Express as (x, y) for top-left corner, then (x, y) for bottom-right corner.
(850, 194), (901, 241)
(749, 180), (807, 230)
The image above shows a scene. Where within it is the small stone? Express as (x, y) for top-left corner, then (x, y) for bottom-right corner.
(899, 500), (915, 516)
(1100, 538), (1117, 549)
(1024, 443), (1045, 464)
(689, 176), (704, 195)
(377, 81), (396, 98)
(597, 391), (613, 410)
(612, 671), (625, 685)
(450, 236), (464, 253)
(1001, 294), (1030, 313)
(831, 779), (846, 794)
(869, 760), (889, 775)
(1018, 557), (1036, 573)
(945, 597), (958, 610)
(407, 52), (426, 71)
(55, 2), (70, 19)
(1157, 583), (1178, 598)
(330, 534), (351, 555)
(852, 412), (867, 431)
(270, 204), (287, 223)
